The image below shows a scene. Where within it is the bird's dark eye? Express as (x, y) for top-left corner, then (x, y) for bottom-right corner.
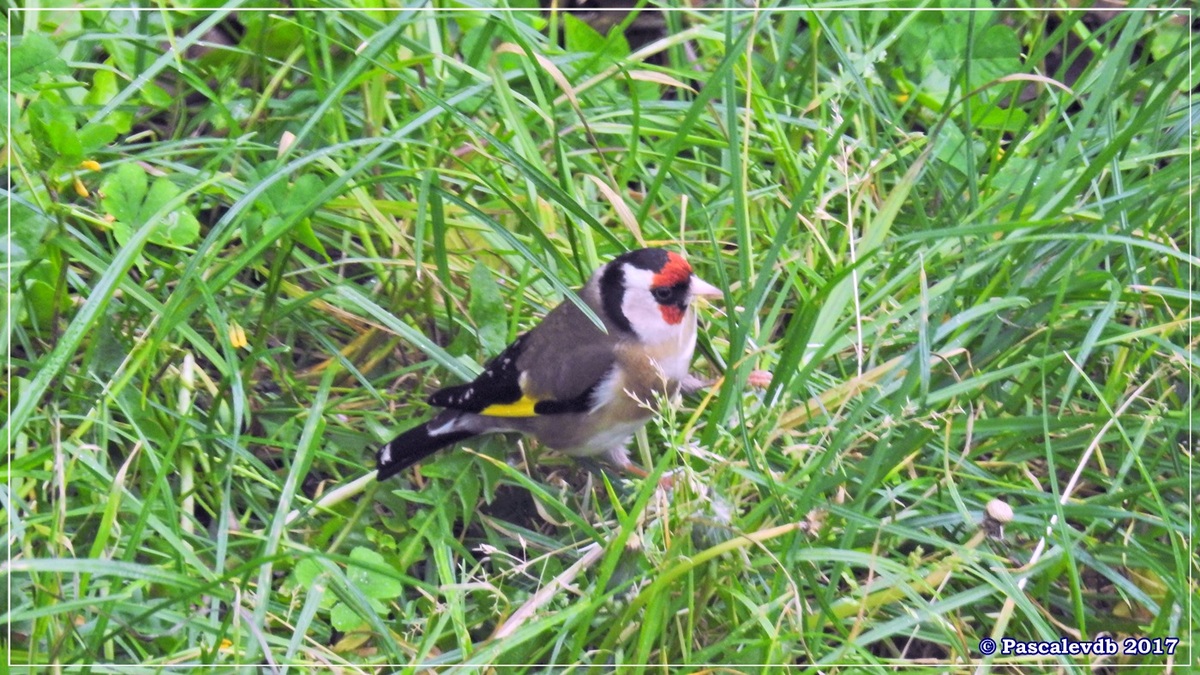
(652, 287), (673, 302)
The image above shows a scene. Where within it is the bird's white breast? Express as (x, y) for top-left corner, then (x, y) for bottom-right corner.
(639, 306), (697, 382)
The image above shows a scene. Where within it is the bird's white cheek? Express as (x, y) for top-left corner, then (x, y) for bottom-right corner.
(621, 292), (672, 342)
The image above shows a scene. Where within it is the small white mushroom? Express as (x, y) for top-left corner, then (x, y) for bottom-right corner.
(986, 499), (1014, 523)
(983, 498), (1014, 539)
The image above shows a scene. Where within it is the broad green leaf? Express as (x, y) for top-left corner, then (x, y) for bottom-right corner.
(6, 201), (53, 267)
(22, 260), (59, 327)
(907, 12), (1020, 108)
(348, 547), (404, 600)
(141, 176), (200, 247)
(91, 317), (129, 379)
(3, 33), (70, 95)
(84, 62), (134, 134)
(28, 96), (83, 167)
(115, 387), (172, 448)
(468, 262), (508, 356)
(141, 173), (183, 220)
(101, 163), (200, 249)
(329, 603), (358, 632)
(969, 102), (1027, 132)
(288, 175), (330, 261)
(294, 218), (328, 261)
(100, 163), (149, 226)
(141, 82), (173, 109)
(294, 557), (322, 587)
(154, 204), (201, 248)
(967, 24), (1022, 88)
(237, 13), (309, 62)
(330, 600), (385, 632)
(564, 14), (606, 54)
(932, 121), (982, 175)
(77, 122), (118, 154)
(1149, 22), (1198, 91)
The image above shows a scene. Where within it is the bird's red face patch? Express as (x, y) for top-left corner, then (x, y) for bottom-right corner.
(653, 252), (692, 325)
(658, 304), (685, 325)
(652, 252), (693, 289)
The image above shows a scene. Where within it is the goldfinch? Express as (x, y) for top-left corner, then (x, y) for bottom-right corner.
(377, 248), (721, 481)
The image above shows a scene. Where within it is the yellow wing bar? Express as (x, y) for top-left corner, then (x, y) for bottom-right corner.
(479, 394), (540, 418)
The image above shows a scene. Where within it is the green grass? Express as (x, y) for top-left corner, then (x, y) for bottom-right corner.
(4, 2), (1196, 671)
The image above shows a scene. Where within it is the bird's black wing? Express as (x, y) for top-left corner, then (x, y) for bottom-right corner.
(427, 335), (527, 413)
(427, 300), (620, 417)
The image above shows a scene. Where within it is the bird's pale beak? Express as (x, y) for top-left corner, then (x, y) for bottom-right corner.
(690, 276), (723, 299)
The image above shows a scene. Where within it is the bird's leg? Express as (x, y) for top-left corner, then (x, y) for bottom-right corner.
(603, 446), (679, 491)
(620, 462), (649, 479)
(680, 369), (774, 395)
(678, 373), (712, 395)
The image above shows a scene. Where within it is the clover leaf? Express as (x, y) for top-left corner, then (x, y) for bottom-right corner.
(100, 163), (199, 249)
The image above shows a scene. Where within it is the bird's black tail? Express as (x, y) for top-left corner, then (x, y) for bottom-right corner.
(376, 417), (476, 481)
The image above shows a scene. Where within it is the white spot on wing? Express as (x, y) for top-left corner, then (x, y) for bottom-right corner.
(589, 367), (623, 414)
(427, 416), (463, 436)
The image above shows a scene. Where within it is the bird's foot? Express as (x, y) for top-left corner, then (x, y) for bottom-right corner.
(681, 369), (773, 394)
(679, 374), (712, 395)
(615, 462), (680, 491)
